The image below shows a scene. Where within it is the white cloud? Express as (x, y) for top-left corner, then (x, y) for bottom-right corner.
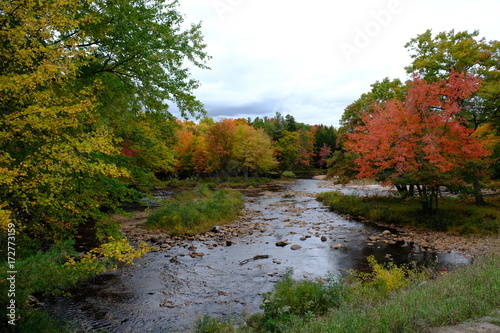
(179, 0), (500, 126)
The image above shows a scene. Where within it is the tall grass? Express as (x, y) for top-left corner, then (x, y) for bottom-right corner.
(146, 185), (244, 236)
(293, 255), (500, 333)
(316, 192), (500, 235)
(195, 256), (500, 333)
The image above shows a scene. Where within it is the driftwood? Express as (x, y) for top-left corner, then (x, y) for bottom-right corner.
(239, 254), (270, 265)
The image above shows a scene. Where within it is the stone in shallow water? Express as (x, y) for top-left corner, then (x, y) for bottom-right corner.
(290, 244), (302, 250)
(275, 240), (290, 247)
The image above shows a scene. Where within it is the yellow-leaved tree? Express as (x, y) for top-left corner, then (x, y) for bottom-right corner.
(1, 2), (210, 326)
(0, 0), (131, 244)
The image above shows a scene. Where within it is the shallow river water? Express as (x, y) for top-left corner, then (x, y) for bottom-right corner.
(45, 179), (471, 332)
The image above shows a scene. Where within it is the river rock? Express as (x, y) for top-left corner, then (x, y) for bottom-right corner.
(276, 240), (290, 247)
(382, 230), (392, 235)
(330, 244), (343, 249)
(253, 254), (269, 260)
(320, 236), (327, 242)
(188, 252), (205, 258)
(290, 244), (302, 250)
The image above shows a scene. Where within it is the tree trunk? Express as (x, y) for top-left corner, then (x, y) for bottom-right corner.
(243, 166), (249, 182)
(473, 178), (486, 206)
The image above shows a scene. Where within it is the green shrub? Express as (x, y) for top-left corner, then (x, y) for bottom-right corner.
(281, 171), (296, 179)
(195, 315), (238, 333)
(259, 269), (345, 332)
(146, 185), (244, 235)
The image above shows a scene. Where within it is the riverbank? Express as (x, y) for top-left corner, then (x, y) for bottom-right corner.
(121, 178), (500, 259)
(314, 179), (500, 258)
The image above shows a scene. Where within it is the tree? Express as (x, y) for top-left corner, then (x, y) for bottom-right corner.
(232, 125), (277, 181)
(340, 78), (407, 133)
(206, 119), (237, 180)
(275, 131), (301, 175)
(0, 0), (133, 244)
(285, 114), (298, 132)
(0, 0), (210, 249)
(346, 72), (490, 213)
(313, 125), (337, 167)
(405, 29), (500, 131)
(296, 130), (315, 168)
(77, 0), (210, 119)
(317, 144), (333, 169)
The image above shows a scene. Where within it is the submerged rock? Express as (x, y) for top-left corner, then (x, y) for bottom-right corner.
(276, 240), (290, 247)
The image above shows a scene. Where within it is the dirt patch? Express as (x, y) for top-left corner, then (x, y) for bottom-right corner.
(430, 310), (500, 333)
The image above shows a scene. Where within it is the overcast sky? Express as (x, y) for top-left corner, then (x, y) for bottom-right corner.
(177, 0), (500, 127)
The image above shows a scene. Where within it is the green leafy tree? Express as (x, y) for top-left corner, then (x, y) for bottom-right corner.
(77, 0), (210, 118)
(405, 29), (500, 131)
(313, 125), (337, 167)
(340, 77), (406, 134)
(74, 0), (211, 179)
(275, 131), (301, 175)
(0, 0), (131, 244)
(0, 0), (209, 255)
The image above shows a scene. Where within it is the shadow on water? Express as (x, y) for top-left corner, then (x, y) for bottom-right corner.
(44, 178), (472, 332)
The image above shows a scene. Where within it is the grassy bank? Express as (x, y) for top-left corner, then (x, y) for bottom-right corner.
(196, 255), (500, 332)
(316, 191), (500, 235)
(146, 185), (244, 236)
(281, 255), (500, 333)
(163, 176), (274, 189)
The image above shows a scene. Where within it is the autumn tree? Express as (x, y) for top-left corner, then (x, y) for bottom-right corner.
(296, 130), (315, 168)
(317, 144), (332, 169)
(346, 72), (490, 213)
(275, 131), (301, 175)
(0, 0), (132, 245)
(206, 119), (237, 180)
(232, 125), (277, 181)
(312, 125), (337, 167)
(405, 29), (500, 131)
(340, 78), (407, 134)
(405, 29), (500, 183)
(0, 0), (209, 251)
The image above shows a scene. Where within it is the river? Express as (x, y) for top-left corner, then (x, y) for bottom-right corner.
(44, 178), (471, 332)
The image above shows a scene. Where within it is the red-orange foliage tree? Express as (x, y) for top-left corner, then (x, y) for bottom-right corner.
(346, 71), (490, 213)
(318, 143), (333, 169)
(206, 119), (237, 180)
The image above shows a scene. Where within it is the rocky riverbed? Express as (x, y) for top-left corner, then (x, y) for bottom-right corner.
(44, 178), (500, 332)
